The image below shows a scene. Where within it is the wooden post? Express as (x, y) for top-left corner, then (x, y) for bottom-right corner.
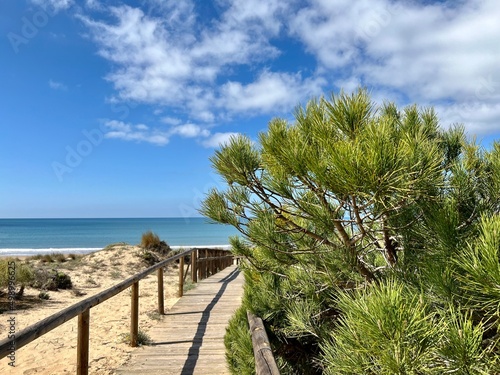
(77, 309), (90, 375)
(204, 249), (208, 278)
(178, 256), (185, 297)
(209, 250), (213, 276)
(184, 262), (191, 282)
(157, 268), (164, 315)
(131, 282), (139, 347)
(191, 250), (198, 283)
(200, 250), (206, 280)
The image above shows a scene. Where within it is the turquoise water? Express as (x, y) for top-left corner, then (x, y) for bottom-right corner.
(0, 218), (239, 256)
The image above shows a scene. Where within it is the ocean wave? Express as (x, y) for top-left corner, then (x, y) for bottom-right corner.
(0, 244), (232, 257)
(0, 248), (102, 257)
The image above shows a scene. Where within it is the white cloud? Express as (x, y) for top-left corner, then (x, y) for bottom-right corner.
(220, 71), (325, 113)
(103, 119), (229, 147)
(31, 0), (73, 13)
(289, 0), (500, 135)
(201, 132), (239, 148)
(161, 116), (182, 125)
(85, 0), (103, 11)
(434, 101), (500, 136)
(170, 124), (210, 138)
(81, 0), (500, 141)
(48, 79), (67, 91)
(79, 1), (317, 123)
(104, 120), (169, 146)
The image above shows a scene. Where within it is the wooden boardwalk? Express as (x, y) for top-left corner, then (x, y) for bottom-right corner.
(116, 265), (244, 375)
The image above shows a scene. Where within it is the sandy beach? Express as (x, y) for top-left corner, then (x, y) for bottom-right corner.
(0, 244), (186, 374)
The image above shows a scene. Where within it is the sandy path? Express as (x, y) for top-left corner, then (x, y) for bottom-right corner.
(0, 245), (184, 374)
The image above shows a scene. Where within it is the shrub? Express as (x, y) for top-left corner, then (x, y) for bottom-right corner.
(321, 280), (441, 374)
(454, 215), (500, 326)
(141, 231), (171, 255)
(40, 254), (54, 263)
(141, 231), (161, 248)
(0, 258), (35, 291)
(52, 253), (67, 263)
(139, 250), (160, 266)
(120, 329), (152, 346)
(54, 271), (72, 289)
(225, 306), (255, 375)
(437, 308), (493, 374)
(38, 291), (50, 300)
(30, 269), (72, 290)
(202, 90), (500, 373)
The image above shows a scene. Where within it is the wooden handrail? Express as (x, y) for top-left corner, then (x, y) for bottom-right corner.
(0, 247), (234, 373)
(247, 311), (280, 375)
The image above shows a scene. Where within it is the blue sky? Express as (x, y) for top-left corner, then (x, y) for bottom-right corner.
(1, 0), (499, 218)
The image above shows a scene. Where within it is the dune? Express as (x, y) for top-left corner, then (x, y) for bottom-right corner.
(0, 244), (185, 374)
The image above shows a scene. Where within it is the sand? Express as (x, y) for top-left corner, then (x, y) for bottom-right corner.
(0, 244), (185, 374)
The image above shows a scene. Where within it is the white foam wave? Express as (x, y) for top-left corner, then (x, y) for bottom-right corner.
(0, 244), (232, 257)
(0, 248), (102, 257)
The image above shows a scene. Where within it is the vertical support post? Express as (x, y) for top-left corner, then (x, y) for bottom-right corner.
(178, 256), (185, 297)
(131, 281), (139, 347)
(77, 308), (90, 375)
(201, 250), (206, 280)
(208, 250), (213, 276)
(157, 268), (164, 315)
(191, 249), (198, 283)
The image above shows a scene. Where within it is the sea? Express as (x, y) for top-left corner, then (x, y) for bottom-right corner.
(0, 218), (240, 257)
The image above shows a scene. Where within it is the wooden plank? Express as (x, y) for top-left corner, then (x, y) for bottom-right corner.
(247, 311), (280, 375)
(116, 265), (244, 375)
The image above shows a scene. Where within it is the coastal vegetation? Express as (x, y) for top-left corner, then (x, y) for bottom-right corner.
(201, 89), (500, 374)
(139, 231), (172, 265)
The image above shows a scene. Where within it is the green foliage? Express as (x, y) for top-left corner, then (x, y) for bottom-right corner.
(140, 231), (171, 255)
(225, 305), (256, 375)
(437, 308), (493, 375)
(38, 291), (50, 300)
(0, 259), (35, 290)
(322, 280), (440, 374)
(53, 271), (72, 289)
(203, 89), (500, 374)
(141, 230), (161, 248)
(30, 269), (72, 290)
(455, 215), (500, 327)
(32, 252), (68, 263)
(120, 329), (152, 346)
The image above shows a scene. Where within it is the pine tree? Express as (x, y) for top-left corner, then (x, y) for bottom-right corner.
(201, 89), (500, 374)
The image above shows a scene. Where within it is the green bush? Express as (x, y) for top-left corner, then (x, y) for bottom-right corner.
(455, 215), (500, 325)
(53, 271), (72, 289)
(437, 308), (493, 374)
(0, 258), (34, 290)
(202, 90), (500, 374)
(321, 280), (440, 374)
(120, 329), (152, 346)
(30, 269), (72, 290)
(140, 231), (171, 255)
(225, 306), (255, 375)
(141, 231), (161, 248)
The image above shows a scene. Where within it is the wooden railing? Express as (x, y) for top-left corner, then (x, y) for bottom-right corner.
(247, 311), (280, 375)
(0, 248), (234, 374)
